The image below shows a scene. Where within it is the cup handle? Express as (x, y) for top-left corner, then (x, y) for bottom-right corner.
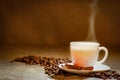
(97, 46), (108, 64)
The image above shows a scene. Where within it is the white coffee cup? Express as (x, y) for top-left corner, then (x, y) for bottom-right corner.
(70, 42), (108, 67)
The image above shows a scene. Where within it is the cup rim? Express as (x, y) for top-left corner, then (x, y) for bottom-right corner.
(70, 41), (100, 45)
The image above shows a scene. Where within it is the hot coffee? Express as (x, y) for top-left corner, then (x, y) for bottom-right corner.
(70, 42), (108, 67)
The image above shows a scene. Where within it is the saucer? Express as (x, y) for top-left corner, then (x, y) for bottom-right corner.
(58, 63), (110, 74)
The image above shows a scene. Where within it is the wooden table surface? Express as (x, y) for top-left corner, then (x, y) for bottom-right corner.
(0, 45), (120, 80)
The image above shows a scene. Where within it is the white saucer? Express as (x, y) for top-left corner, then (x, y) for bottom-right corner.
(58, 63), (110, 74)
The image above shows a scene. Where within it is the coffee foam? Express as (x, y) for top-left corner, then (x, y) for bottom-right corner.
(71, 42), (99, 45)
(71, 45), (98, 50)
(70, 42), (99, 50)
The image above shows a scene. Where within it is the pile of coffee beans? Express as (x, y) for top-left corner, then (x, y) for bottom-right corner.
(87, 70), (120, 79)
(11, 55), (71, 75)
(11, 55), (120, 79)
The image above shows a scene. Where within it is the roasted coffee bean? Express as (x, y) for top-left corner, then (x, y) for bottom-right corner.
(95, 72), (101, 77)
(89, 73), (96, 77)
(29, 60), (33, 65)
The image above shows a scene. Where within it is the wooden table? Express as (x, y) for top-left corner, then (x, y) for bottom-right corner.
(0, 45), (120, 80)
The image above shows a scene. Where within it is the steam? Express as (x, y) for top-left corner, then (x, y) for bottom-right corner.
(85, 0), (98, 41)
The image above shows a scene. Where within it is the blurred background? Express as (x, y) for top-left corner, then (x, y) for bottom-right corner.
(0, 0), (120, 60)
(0, 0), (120, 48)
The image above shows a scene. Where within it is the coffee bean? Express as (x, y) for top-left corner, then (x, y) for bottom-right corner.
(105, 71), (111, 76)
(95, 72), (101, 77)
(90, 73), (95, 77)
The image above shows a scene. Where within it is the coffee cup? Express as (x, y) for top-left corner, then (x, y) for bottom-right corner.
(70, 42), (108, 67)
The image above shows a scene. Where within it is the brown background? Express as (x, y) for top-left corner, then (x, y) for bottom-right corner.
(0, 0), (120, 50)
